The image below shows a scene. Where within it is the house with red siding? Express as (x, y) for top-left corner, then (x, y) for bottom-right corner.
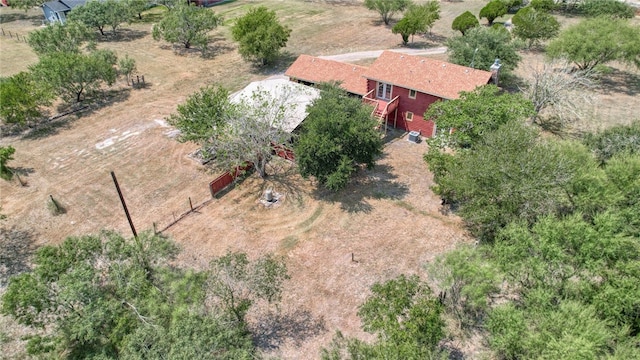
(285, 51), (493, 137)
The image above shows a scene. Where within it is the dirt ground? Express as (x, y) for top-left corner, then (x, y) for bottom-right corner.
(1, 0), (639, 358)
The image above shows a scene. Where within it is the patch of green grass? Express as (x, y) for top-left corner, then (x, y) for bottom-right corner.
(280, 235), (299, 250)
(395, 200), (427, 216)
(298, 204), (323, 229)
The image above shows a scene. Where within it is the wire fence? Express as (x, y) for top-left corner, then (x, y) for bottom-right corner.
(0, 28), (28, 43)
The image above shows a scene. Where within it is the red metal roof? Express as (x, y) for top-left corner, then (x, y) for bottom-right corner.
(285, 54), (368, 96)
(363, 51), (492, 100)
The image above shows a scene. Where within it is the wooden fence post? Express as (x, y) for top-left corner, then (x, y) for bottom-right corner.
(189, 197), (193, 212)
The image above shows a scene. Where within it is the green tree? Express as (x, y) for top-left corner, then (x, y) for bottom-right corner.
(479, 0), (508, 26)
(30, 49), (118, 103)
(103, 0), (131, 33)
(322, 275), (446, 360)
(0, 146), (16, 181)
(580, 0), (635, 19)
(68, 0), (109, 35)
(124, 0), (149, 20)
(152, 2), (222, 50)
(392, 2), (440, 45)
(363, 0), (413, 25)
(1, 231), (257, 358)
(446, 26), (521, 72)
(547, 17), (640, 71)
(27, 21), (94, 56)
(530, 0), (556, 11)
(294, 84), (383, 191)
(451, 11), (479, 35)
(208, 251), (289, 323)
(4, 0), (44, 11)
(512, 6), (560, 48)
(424, 85), (534, 148)
(166, 85), (232, 147)
(427, 121), (587, 240)
(118, 54), (137, 85)
(0, 72), (54, 126)
(583, 121), (640, 164)
(210, 84), (305, 178)
(231, 6), (291, 66)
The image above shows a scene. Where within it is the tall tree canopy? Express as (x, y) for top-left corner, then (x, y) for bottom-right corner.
(511, 6), (560, 49)
(67, 0), (129, 36)
(425, 85), (534, 149)
(295, 84), (383, 191)
(547, 17), (640, 71)
(152, 2), (222, 50)
(451, 11), (479, 35)
(579, 0), (635, 19)
(231, 6), (291, 66)
(446, 26), (521, 72)
(479, 0), (508, 25)
(0, 231), (257, 358)
(27, 21), (94, 56)
(364, 0), (413, 25)
(392, 1), (440, 45)
(0, 72), (54, 126)
(30, 49), (118, 103)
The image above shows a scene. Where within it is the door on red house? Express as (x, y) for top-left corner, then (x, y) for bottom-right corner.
(376, 82), (392, 100)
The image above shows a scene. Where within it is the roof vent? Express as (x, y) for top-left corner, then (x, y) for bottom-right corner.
(421, 59), (425, 63)
(400, 55), (404, 58)
(442, 64), (446, 67)
(312, 58), (315, 62)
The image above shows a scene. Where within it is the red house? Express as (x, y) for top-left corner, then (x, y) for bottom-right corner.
(286, 51), (493, 137)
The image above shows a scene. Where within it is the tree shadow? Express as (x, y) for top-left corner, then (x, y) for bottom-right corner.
(258, 160), (306, 207)
(201, 36), (235, 59)
(251, 308), (326, 351)
(596, 67), (640, 96)
(98, 28), (149, 43)
(0, 12), (41, 24)
(22, 88), (131, 140)
(249, 50), (299, 76)
(312, 162), (410, 214)
(0, 226), (36, 286)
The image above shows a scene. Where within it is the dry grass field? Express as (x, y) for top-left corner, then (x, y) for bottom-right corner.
(1, 0), (639, 358)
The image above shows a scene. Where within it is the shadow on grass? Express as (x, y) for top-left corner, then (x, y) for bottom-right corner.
(597, 68), (640, 96)
(22, 88), (132, 140)
(251, 308), (326, 351)
(258, 160), (306, 207)
(98, 28), (149, 42)
(0, 226), (36, 286)
(0, 12), (41, 24)
(158, 36), (235, 58)
(249, 50), (299, 77)
(312, 161), (410, 214)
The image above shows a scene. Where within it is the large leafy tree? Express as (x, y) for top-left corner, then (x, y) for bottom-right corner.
(451, 11), (479, 35)
(167, 85), (233, 147)
(363, 0), (412, 25)
(152, 2), (222, 50)
(321, 275), (445, 359)
(1, 231), (257, 358)
(479, 0), (508, 26)
(511, 6), (560, 49)
(27, 21), (94, 56)
(424, 85), (534, 149)
(68, 0), (109, 36)
(0, 72), (54, 126)
(583, 121), (640, 164)
(426, 121), (587, 241)
(295, 84), (383, 191)
(392, 1), (440, 45)
(231, 6), (291, 66)
(446, 26), (521, 72)
(547, 17), (640, 71)
(30, 49), (118, 103)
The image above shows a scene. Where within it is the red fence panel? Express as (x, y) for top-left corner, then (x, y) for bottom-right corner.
(272, 144), (295, 161)
(209, 162), (254, 197)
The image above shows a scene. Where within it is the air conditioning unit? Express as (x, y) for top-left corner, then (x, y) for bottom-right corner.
(408, 131), (420, 143)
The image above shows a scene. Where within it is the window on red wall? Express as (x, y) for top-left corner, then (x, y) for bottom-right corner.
(409, 89), (417, 99)
(406, 111), (414, 121)
(377, 82), (392, 100)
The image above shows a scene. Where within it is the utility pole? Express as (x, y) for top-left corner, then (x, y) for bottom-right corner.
(111, 171), (138, 239)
